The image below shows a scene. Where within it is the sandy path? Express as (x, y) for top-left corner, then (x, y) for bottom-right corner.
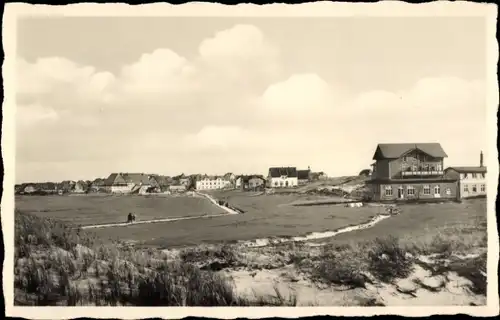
(80, 213), (230, 229)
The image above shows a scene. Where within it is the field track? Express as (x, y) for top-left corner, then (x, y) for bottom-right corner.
(80, 212), (229, 229)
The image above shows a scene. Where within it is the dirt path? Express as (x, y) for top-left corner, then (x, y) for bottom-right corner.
(80, 213), (230, 229)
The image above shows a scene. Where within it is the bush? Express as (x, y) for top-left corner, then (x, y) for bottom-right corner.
(367, 236), (414, 283)
(313, 244), (369, 288)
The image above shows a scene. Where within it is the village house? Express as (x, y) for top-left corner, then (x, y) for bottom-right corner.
(297, 167), (312, 185)
(267, 167), (298, 188)
(73, 180), (89, 194)
(195, 175), (231, 190)
(104, 173), (152, 194)
(444, 151), (487, 199)
(237, 175), (266, 191)
(89, 178), (106, 193)
(366, 143), (459, 202)
(58, 180), (76, 194)
(17, 183), (37, 195)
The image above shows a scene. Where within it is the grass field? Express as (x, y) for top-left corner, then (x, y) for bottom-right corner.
(86, 191), (384, 247)
(15, 194), (225, 226)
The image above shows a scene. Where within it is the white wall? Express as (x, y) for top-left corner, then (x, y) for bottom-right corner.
(269, 177), (298, 188)
(196, 179), (231, 190)
(460, 173), (487, 198)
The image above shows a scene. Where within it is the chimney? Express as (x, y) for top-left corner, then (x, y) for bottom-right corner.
(480, 151), (484, 167)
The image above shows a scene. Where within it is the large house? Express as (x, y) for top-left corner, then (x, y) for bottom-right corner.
(195, 175), (232, 190)
(366, 143), (459, 201)
(444, 151), (487, 199)
(268, 167), (298, 188)
(104, 173), (152, 194)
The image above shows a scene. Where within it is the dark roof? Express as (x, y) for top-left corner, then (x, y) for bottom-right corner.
(373, 143), (447, 160)
(268, 167), (298, 178)
(446, 166), (487, 174)
(297, 170), (310, 180)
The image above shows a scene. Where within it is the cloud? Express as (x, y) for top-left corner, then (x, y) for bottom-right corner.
(261, 74), (334, 113)
(14, 23), (488, 182)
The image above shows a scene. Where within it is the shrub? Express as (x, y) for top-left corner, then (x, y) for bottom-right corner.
(367, 236), (413, 283)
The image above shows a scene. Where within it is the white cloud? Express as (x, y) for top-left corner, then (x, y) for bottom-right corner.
(199, 24), (278, 63)
(261, 74), (334, 114)
(14, 23), (488, 182)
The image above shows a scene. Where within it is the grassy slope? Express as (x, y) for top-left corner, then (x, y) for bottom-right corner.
(15, 194), (225, 226)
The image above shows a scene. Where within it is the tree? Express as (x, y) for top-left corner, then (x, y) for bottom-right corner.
(359, 169), (371, 176)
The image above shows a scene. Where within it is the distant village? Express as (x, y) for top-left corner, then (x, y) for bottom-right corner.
(15, 143), (488, 201)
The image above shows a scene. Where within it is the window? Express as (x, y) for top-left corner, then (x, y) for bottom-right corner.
(274, 181), (278, 187)
(481, 184), (485, 192)
(403, 156), (407, 162)
(472, 185), (477, 193)
(481, 173), (485, 178)
(472, 173), (477, 179)
(423, 185), (431, 195)
(407, 186), (415, 196)
(464, 184), (469, 192)
(463, 173), (468, 179)
(384, 186), (393, 196)
(434, 185), (440, 195)
(446, 188), (451, 195)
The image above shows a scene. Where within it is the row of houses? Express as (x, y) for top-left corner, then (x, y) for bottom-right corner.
(366, 143), (487, 201)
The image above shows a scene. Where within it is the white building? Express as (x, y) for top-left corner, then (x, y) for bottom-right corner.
(196, 175), (231, 190)
(444, 151), (487, 199)
(267, 167), (298, 188)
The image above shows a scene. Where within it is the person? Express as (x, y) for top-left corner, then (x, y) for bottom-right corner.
(127, 213), (133, 223)
(132, 213), (136, 222)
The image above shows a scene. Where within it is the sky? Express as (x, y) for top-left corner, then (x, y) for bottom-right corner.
(15, 16), (489, 183)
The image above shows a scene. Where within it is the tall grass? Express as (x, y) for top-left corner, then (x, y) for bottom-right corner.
(14, 211), (299, 306)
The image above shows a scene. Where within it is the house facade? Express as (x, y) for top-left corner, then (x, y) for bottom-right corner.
(195, 175), (231, 190)
(367, 143), (458, 202)
(268, 167), (298, 188)
(73, 180), (88, 193)
(237, 175), (266, 190)
(104, 173), (152, 194)
(444, 151), (487, 199)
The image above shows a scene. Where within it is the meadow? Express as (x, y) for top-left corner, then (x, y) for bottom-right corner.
(14, 190), (488, 306)
(89, 193), (380, 247)
(15, 194), (225, 226)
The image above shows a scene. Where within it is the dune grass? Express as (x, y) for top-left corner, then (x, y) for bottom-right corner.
(14, 211), (295, 306)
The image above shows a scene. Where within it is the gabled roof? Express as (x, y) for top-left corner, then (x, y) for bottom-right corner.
(268, 167), (298, 178)
(446, 166), (487, 174)
(121, 173), (151, 185)
(373, 143), (448, 160)
(297, 170), (311, 180)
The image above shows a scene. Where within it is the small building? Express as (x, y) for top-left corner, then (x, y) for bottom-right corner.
(18, 183), (37, 195)
(267, 167), (298, 188)
(73, 180), (89, 193)
(196, 175), (231, 190)
(444, 151), (487, 199)
(237, 175), (266, 191)
(366, 143), (458, 202)
(89, 178), (106, 192)
(297, 167), (312, 185)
